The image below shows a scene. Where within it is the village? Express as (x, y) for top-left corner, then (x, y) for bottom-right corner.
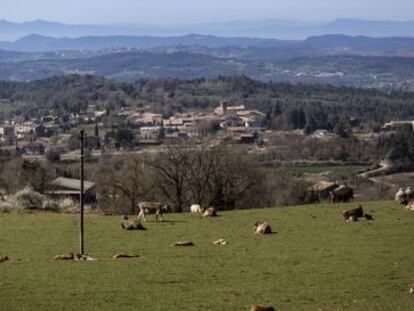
(0, 99), (268, 158)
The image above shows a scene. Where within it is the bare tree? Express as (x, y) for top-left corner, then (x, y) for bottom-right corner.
(98, 155), (153, 214)
(149, 144), (190, 213)
(207, 145), (262, 209)
(185, 140), (215, 207)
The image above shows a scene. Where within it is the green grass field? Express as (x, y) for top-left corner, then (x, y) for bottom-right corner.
(1, 202), (413, 310)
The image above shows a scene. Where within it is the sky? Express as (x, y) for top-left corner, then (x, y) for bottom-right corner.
(1, 0), (414, 24)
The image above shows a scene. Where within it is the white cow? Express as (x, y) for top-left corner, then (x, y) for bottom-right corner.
(190, 204), (202, 213)
(395, 188), (406, 203)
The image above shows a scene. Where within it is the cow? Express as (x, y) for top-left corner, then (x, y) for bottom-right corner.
(0, 256), (9, 263)
(190, 204), (202, 213)
(137, 201), (170, 222)
(254, 222), (272, 235)
(395, 188), (408, 204)
(54, 253), (74, 260)
(331, 186), (354, 203)
(203, 206), (217, 217)
(406, 187), (413, 199)
(250, 305), (276, 311)
(410, 284), (414, 294)
(74, 254), (95, 261)
(342, 205), (364, 222)
(121, 220), (146, 230)
(405, 199), (414, 211)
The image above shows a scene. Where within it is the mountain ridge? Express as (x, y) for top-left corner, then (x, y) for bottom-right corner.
(2, 33), (414, 52)
(2, 18), (414, 41)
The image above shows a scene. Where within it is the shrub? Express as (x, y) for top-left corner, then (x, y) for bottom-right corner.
(13, 188), (45, 210)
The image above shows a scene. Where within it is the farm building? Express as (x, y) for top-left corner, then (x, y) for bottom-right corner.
(46, 177), (96, 203)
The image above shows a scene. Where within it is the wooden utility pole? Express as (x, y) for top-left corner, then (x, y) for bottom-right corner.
(79, 130), (85, 255)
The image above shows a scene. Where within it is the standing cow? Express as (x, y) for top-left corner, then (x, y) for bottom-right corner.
(137, 202), (170, 222)
(190, 204), (202, 213)
(331, 186), (354, 203)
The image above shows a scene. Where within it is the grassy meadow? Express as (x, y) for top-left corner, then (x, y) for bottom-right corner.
(0, 201), (413, 310)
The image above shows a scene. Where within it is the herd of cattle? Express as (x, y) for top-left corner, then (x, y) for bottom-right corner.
(124, 183), (414, 227)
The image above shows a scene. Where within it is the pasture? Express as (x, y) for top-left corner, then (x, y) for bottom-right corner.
(0, 202), (413, 310)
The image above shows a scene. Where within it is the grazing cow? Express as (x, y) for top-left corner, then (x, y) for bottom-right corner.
(54, 253), (74, 260)
(203, 206), (217, 217)
(254, 222), (272, 235)
(395, 188), (408, 204)
(190, 204), (202, 213)
(332, 186), (354, 203)
(410, 284), (414, 294)
(342, 205), (364, 222)
(137, 202), (170, 222)
(250, 305), (276, 311)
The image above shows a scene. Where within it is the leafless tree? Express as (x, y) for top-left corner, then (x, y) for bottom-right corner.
(97, 155), (153, 214)
(148, 144), (190, 213)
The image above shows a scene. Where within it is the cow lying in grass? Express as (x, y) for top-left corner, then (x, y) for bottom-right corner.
(203, 207), (217, 217)
(250, 304), (276, 311)
(342, 205), (373, 222)
(54, 253), (74, 260)
(121, 216), (146, 230)
(254, 222), (272, 234)
(0, 256), (9, 263)
(138, 202), (170, 222)
(54, 253), (94, 261)
(404, 199), (414, 211)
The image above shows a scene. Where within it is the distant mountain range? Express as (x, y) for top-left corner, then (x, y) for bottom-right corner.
(2, 18), (414, 41)
(1, 33), (414, 55)
(0, 33), (297, 52)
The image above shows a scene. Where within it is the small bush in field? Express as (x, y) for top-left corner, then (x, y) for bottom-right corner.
(13, 188), (45, 210)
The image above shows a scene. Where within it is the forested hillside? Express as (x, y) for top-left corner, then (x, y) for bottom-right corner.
(1, 75), (414, 132)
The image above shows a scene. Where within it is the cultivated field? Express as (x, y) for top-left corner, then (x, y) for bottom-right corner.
(0, 202), (413, 311)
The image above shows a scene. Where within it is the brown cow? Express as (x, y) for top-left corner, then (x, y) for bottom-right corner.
(342, 205), (364, 221)
(0, 256), (9, 263)
(254, 222), (272, 234)
(54, 253), (74, 260)
(250, 305), (276, 311)
(332, 186), (354, 203)
(121, 220), (146, 231)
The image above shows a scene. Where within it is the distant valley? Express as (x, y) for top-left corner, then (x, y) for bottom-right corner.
(1, 33), (414, 90)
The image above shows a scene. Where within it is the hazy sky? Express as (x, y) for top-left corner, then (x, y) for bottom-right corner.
(1, 0), (414, 24)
